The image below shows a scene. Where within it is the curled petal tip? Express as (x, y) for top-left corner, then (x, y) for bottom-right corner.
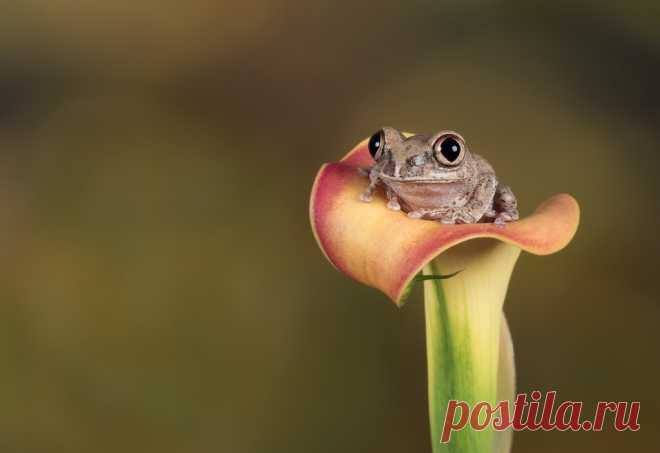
(310, 140), (580, 305)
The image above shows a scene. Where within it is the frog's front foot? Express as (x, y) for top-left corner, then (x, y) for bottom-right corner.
(385, 188), (401, 211)
(359, 191), (373, 203)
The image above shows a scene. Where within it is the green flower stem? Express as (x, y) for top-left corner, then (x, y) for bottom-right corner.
(423, 239), (520, 453)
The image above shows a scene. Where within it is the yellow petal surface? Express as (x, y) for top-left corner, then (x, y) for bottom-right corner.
(310, 138), (580, 305)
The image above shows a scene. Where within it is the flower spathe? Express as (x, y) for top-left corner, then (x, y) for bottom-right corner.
(310, 138), (580, 305)
(309, 134), (580, 453)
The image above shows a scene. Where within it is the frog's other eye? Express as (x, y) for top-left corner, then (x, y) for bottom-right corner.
(368, 130), (385, 160)
(433, 134), (465, 166)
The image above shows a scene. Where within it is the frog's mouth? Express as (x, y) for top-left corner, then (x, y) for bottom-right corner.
(380, 174), (464, 183)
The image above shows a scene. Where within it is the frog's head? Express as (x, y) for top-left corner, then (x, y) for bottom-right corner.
(368, 127), (472, 182)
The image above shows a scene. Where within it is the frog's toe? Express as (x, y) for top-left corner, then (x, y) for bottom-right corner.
(407, 210), (424, 219)
(387, 199), (401, 211)
(359, 192), (373, 203)
(493, 212), (514, 227)
(509, 209), (520, 221)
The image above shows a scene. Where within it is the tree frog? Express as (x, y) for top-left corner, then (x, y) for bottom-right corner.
(359, 127), (519, 224)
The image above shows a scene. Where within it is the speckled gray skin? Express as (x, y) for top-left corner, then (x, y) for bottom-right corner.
(359, 127), (519, 225)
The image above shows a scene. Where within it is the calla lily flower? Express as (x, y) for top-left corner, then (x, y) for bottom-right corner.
(310, 136), (580, 453)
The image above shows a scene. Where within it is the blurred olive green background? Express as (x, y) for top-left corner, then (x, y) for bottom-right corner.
(0, 1), (658, 452)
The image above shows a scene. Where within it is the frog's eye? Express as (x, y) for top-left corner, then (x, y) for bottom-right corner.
(368, 130), (385, 160)
(433, 134), (465, 166)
